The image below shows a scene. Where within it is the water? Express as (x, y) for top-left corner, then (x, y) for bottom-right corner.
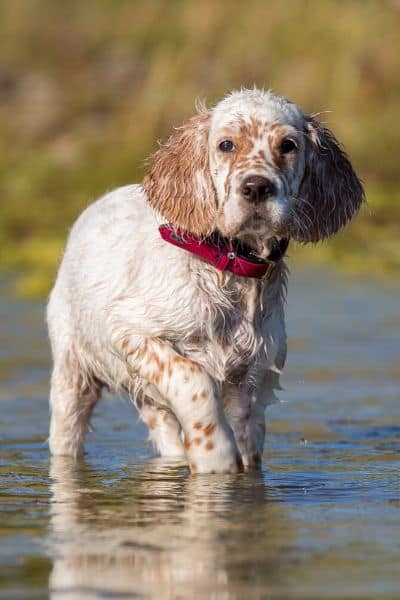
(0, 269), (399, 599)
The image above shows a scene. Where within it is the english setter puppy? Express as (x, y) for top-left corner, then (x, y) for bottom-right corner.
(47, 89), (364, 473)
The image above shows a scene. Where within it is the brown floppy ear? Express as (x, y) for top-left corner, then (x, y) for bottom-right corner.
(292, 116), (365, 243)
(143, 109), (216, 237)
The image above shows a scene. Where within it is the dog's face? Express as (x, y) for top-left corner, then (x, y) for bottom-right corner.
(209, 92), (307, 244)
(144, 89), (364, 249)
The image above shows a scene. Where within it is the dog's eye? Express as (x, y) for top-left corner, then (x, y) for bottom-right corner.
(280, 139), (297, 154)
(218, 140), (235, 153)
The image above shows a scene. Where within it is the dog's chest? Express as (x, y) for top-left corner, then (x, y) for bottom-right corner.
(178, 276), (264, 382)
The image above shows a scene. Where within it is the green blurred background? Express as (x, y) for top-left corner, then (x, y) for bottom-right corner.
(1, 0), (399, 297)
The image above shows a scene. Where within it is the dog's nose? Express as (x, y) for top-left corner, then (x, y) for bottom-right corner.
(240, 175), (275, 203)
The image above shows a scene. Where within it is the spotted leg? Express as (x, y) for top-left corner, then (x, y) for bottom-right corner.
(138, 399), (185, 458)
(118, 336), (242, 474)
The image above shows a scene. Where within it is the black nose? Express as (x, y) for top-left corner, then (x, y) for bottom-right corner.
(240, 175), (275, 203)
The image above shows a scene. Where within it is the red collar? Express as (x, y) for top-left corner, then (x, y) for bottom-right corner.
(159, 224), (289, 279)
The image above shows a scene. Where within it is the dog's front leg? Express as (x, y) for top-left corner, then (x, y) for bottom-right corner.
(223, 383), (264, 470)
(118, 336), (242, 474)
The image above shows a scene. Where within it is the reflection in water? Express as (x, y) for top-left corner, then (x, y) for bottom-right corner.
(49, 457), (292, 599)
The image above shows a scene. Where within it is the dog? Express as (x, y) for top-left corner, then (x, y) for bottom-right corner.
(47, 88), (364, 473)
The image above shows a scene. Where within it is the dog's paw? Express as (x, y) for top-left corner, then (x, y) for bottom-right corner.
(185, 429), (243, 474)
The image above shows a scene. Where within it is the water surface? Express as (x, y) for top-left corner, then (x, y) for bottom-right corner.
(0, 270), (399, 599)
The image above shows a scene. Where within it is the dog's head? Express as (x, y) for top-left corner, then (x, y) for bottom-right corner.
(144, 89), (364, 254)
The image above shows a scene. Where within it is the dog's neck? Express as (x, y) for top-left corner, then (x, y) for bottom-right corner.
(159, 224), (289, 279)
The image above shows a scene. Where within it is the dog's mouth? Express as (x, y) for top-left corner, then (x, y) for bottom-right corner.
(237, 212), (287, 238)
(216, 196), (290, 250)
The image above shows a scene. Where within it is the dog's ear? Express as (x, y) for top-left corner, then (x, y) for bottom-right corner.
(292, 116), (365, 242)
(143, 109), (216, 237)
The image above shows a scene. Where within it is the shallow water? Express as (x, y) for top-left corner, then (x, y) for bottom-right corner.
(0, 269), (399, 599)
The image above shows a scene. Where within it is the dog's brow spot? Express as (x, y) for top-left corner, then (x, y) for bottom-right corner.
(258, 149), (268, 161)
(191, 393), (198, 402)
(200, 390), (207, 399)
(148, 417), (156, 430)
(205, 440), (214, 451)
(203, 423), (216, 436)
(183, 438), (191, 450)
(193, 422), (202, 430)
(193, 437), (202, 446)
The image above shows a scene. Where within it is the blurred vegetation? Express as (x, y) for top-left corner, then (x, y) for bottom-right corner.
(0, 0), (399, 297)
